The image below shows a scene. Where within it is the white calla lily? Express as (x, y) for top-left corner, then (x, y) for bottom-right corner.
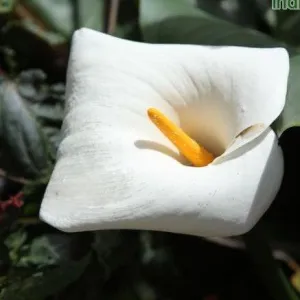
(39, 28), (289, 237)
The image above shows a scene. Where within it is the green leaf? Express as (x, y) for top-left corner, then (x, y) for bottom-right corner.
(0, 22), (64, 76)
(291, 271), (300, 293)
(275, 10), (300, 46)
(22, 167), (52, 216)
(273, 55), (300, 136)
(0, 254), (90, 300)
(244, 224), (300, 300)
(197, 0), (232, 21)
(4, 229), (27, 264)
(0, 0), (16, 14)
(23, 0), (73, 37)
(0, 81), (50, 177)
(76, 0), (104, 32)
(17, 234), (72, 268)
(17, 69), (65, 154)
(140, 0), (283, 48)
(140, 0), (200, 37)
(5, 230), (71, 268)
(21, 19), (66, 46)
(92, 231), (139, 280)
(24, 0), (104, 38)
(197, 0), (267, 28)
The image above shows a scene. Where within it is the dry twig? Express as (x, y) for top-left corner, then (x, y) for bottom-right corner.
(107, 0), (120, 35)
(0, 169), (29, 184)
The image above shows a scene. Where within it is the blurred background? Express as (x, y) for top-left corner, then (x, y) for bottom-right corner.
(1, 0), (300, 299)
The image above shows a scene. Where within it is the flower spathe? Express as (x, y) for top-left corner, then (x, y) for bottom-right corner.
(39, 28), (289, 237)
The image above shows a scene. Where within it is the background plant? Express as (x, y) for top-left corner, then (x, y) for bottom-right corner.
(1, 1), (300, 299)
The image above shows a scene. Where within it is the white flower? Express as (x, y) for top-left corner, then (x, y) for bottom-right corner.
(39, 28), (289, 237)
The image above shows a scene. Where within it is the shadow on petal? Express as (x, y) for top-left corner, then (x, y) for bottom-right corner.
(214, 127), (267, 165)
(134, 140), (189, 165)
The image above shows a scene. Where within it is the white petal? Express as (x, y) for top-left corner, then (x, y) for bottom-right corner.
(40, 29), (287, 236)
(40, 126), (283, 236)
(65, 28), (288, 156)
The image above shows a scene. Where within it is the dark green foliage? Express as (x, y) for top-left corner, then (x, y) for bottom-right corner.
(0, 1), (300, 299)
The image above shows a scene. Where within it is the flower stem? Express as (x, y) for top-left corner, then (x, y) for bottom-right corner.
(243, 223), (300, 300)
